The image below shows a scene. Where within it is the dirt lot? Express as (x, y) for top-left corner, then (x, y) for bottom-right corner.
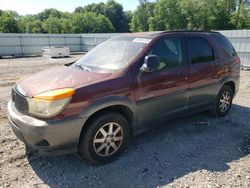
(0, 56), (250, 188)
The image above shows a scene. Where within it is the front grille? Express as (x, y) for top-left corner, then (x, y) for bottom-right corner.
(12, 87), (29, 113)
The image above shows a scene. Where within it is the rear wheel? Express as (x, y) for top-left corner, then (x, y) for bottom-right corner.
(79, 112), (130, 164)
(210, 85), (233, 117)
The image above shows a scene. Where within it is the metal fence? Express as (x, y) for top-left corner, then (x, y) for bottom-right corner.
(0, 30), (250, 68)
(0, 33), (117, 57)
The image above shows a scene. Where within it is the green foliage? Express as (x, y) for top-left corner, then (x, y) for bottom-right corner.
(148, 0), (184, 31)
(131, 1), (156, 32)
(18, 15), (44, 33)
(132, 0), (250, 32)
(71, 12), (115, 33)
(211, 0), (236, 29)
(177, 0), (236, 30)
(124, 11), (133, 31)
(75, 0), (129, 32)
(105, 0), (129, 32)
(25, 20), (44, 33)
(0, 6), (114, 33)
(36, 8), (63, 21)
(0, 0), (249, 33)
(60, 18), (73, 34)
(0, 11), (19, 33)
(230, 3), (250, 29)
(75, 2), (106, 15)
(42, 17), (63, 33)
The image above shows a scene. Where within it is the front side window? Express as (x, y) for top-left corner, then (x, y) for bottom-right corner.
(149, 37), (184, 71)
(188, 37), (215, 64)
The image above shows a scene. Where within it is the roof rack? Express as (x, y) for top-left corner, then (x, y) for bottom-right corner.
(165, 29), (220, 34)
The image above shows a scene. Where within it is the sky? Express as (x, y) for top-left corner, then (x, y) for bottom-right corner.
(0, 0), (141, 15)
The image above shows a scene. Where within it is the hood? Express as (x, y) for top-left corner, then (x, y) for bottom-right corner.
(17, 66), (111, 97)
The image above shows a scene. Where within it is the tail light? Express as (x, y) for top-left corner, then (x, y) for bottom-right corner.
(236, 55), (241, 65)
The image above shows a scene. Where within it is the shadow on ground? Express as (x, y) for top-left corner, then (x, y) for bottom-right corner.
(26, 104), (250, 187)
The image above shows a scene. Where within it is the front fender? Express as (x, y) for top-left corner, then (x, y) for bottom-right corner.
(79, 95), (138, 127)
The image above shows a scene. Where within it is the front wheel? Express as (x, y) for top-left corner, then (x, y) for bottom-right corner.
(210, 85), (233, 117)
(79, 112), (130, 164)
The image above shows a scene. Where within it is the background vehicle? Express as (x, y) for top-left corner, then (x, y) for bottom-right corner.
(8, 31), (240, 164)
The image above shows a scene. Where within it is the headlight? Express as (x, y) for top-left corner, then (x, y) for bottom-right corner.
(27, 88), (75, 117)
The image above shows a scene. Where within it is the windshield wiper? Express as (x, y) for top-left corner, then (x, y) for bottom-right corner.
(74, 64), (91, 72)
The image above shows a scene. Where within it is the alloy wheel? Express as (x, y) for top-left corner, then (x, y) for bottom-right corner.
(219, 91), (231, 113)
(93, 122), (123, 157)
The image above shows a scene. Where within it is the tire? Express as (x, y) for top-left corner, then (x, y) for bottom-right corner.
(79, 112), (130, 165)
(210, 85), (233, 117)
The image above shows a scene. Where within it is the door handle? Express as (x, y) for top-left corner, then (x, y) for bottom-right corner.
(179, 72), (188, 80)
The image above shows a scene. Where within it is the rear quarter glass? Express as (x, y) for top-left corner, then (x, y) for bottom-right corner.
(211, 34), (237, 58)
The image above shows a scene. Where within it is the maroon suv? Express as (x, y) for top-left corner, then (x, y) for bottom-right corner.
(7, 31), (240, 164)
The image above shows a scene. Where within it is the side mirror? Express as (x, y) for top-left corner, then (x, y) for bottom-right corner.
(140, 55), (160, 73)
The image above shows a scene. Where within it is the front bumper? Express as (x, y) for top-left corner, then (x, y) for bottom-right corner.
(7, 101), (87, 155)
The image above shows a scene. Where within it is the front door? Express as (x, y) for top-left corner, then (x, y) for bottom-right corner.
(135, 36), (188, 127)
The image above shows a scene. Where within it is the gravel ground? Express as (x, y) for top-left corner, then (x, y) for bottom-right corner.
(0, 56), (250, 188)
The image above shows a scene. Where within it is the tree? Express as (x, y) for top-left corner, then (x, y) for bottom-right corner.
(76, 2), (106, 15)
(210, 0), (236, 30)
(179, 0), (211, 30)
(36, 8), (63, 21)
(231, 1), (250, 29)
(138, 0), (150, 31)
(124, 11), (133, 32)
(148, 0), (239, 31)
(60, 18), (73, 33)
(74, 6), (84, 13)
(74, 1), (130, 32)
(42, 17), (63, 33)
(105, 0), (129, 32)
(71, 12), (115, 33)
(1, 0), (250, 34)
(26, 20), (44, 33)
(131, 1), (156, 32)
(18, 15), (44, 33)
(148, 0), (185, 31)
(0, 11), (20, 33)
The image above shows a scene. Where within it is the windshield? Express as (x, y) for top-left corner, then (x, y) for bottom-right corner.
(73, 36), (150, 73)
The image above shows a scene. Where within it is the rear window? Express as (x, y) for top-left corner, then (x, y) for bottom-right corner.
(187, 37), (215, 64)
(212, 34), (237, 57)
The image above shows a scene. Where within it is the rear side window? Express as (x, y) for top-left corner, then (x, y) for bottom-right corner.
(188, 37), (215, 64)
(212, 34), (237, 57)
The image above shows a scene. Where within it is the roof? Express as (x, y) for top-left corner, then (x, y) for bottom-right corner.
(122, 31), (166, 38)
(121, 30), (220, 38)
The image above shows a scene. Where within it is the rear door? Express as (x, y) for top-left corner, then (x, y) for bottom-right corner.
(186, 35), (218, 107)
(135, 35), (188, 126)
